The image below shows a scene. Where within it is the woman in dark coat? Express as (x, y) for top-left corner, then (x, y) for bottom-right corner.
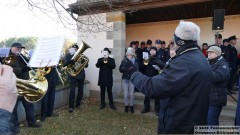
(96, 47), (116, 110)
(207, 46), (230, 125)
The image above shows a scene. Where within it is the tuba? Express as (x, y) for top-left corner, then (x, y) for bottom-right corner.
(2, 55), (48, 103)
(66, 41), (91, 76)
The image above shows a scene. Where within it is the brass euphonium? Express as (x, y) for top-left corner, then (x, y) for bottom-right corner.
(2, 54), (48, 103)
(16, 71), (48, 103)
(66, 40), (91, 76)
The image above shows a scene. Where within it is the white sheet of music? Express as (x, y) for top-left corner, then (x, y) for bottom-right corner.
(0, 48), (10, 58)
(29, 36), (65, 67)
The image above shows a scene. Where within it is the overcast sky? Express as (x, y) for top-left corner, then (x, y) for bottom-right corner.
(0, 1), (77, 41)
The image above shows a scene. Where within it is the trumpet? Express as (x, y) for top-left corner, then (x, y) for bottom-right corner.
(143, 58), (149, 65)
(103, 58), (108, 63)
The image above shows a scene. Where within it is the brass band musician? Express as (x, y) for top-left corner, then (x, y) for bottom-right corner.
(63, 44), (88, 113)
(140, 46), (165, 115)
(3, 42), (41, 134)
(96, 47), (116, 110)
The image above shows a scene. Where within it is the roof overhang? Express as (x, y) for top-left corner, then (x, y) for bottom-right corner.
(68, 0), (240, 24)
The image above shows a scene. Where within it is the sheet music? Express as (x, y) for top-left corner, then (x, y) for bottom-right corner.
(29, 36), (65, 67)
(102, 51), (109, 58)
(0, 48), (10, 58)
(143, 52), (149, 59)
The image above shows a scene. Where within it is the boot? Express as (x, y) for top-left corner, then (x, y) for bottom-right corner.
(110, 104), (116, 110)
(125, 106), (129, 113)
(130, 106), (134, 113)
(99, 104), (106, 110)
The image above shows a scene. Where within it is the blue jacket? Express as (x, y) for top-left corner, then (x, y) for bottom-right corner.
(209, 56), (230, 106)
(0, 109), (14, 135)
(131, 44), (211, 134)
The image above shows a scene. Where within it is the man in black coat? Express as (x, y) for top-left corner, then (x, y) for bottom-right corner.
(126, 21), (211, 134)
(228, 35), (238, 93)
(220, 39), (231, 62)
(40, 67), (59, 121)
(96, 47), (116, 110)
(64, 44), (88, 113)
(5, 42), (41, 134)
(140, 46), (165, 116)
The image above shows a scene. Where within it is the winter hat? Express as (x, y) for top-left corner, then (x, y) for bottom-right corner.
(207, 46), (222, 56)
(223, 39), (229, 43)
(146, 39), (152, 45)
(155, 39), (161, 44)
(126, 48), (134, 55)
(150, 46), (157, 52)
(174, 20), (200, 46)
(215, 34), (222, 39)
(11, 42), (25, 48)
(228, 35), (237, 41)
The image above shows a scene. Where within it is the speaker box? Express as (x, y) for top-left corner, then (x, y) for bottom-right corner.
(212, 9), (225, 30)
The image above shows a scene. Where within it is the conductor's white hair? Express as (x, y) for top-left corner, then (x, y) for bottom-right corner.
(175, 20), (200, 41)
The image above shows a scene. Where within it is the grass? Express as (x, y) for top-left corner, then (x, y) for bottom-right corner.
(19, 102), (158, 135)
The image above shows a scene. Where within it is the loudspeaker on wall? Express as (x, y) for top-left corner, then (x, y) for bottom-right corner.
(212, 9), (225, 30)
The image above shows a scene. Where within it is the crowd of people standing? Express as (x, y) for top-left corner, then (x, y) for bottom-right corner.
(0, 20), (239, 134)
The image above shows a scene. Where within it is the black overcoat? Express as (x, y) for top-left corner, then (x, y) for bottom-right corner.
(96, 57), (116, 87)
(131, 45), (211, 134)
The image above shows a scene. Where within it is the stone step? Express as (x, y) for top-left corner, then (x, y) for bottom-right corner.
(114, 96), (237, 125)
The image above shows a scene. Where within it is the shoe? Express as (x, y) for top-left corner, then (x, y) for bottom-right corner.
(13, 127), (20, 134)
(99, 104), (106, 110)
(110, 104), (116, 110)
(69, 108), (74, 113)
(47, 112), (59, 117)
(141, 109), (150, 114)
(40, 117), (46, 122)
(125, 106), (129, 113)
(130, 106), (134, 113)
(28, 122), (42, 128)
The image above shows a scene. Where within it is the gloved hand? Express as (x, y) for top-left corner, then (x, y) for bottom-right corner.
(22, 66), (31, 73)
(152, 59), (166, 69)
(128, 66), (137, 77)
(70, 60), (75, 65)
